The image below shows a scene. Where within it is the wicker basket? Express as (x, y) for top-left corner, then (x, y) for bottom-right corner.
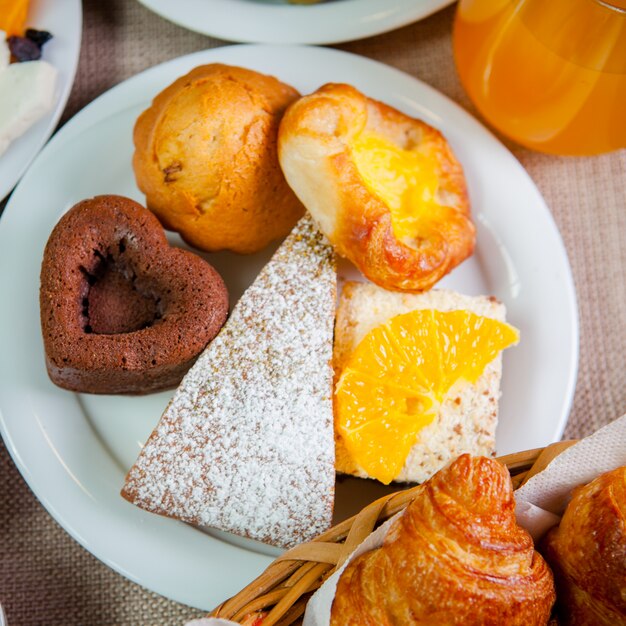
(209, 440), (576, 626)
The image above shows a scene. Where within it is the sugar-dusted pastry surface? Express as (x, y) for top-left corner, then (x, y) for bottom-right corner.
(278, 83), (475, 292)
(541, 466), (626, 625)
(331, 455), (555, 625)
(121, 216), (336, 548)
(334, 281), (506, 483)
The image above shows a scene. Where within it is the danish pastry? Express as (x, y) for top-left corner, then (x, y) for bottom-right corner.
(133, 64), (304, 254)
(330, 455), (555, 625)
(541, 466), (626, 625)
(278, 83), (475, 292)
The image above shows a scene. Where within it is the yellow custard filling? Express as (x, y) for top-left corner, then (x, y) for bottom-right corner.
(350, 131), (440, 243)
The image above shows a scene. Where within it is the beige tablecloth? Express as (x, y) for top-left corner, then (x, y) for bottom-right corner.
(1, 1), (625, 624)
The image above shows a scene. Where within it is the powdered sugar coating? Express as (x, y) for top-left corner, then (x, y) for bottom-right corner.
(122, 216), (336, 548)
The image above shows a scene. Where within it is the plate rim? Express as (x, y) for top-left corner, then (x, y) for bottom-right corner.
(136, 0), (455, 45)
(0, 44), (579, 610)
(0, 0), (83, 202)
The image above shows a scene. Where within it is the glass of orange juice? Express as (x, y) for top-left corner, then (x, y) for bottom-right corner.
(453, 0), (626, 155)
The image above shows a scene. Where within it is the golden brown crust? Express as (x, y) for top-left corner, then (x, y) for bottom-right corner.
(133, 64), (304, 254)
(541, 466), (626, 625)
(330, 455), (555, 625)
(278, 83), (475, 292)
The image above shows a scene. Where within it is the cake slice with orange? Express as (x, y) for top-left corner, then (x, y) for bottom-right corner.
(334, 281), (518, 485)
(121, 216), (336, 548)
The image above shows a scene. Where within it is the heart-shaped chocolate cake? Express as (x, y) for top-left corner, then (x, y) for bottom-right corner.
(40, 195), (229, 394)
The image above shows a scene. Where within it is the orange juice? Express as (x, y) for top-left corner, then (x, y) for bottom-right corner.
(454, 0), (626, 155)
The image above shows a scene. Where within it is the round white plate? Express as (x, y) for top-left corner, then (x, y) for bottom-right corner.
(0, 0), (82, 202)
(137, 0), (455, 45)
(0, 45), (578, 610)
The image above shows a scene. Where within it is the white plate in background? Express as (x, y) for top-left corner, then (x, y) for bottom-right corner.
(0, 45), (578, 610)
(0, 0), (82, 202)
(137, 0), (454, 44)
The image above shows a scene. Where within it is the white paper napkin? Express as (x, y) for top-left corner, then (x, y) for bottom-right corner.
(515, 412), (626, 539)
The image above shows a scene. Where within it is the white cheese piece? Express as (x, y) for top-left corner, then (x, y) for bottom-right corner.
(0, 60), (58, 156)
(0, 32), (9, 72)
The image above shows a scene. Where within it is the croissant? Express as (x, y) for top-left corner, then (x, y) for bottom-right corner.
(541, 466), (626, 625)
(330, 455), (555, 625)
(278, 83), (475, 292)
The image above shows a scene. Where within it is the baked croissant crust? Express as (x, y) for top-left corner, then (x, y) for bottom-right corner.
(541, 466), (626, 625)
(330, 455), (555, 625)
(278, 83), (475, 292)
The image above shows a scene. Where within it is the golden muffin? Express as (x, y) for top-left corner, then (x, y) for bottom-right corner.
(133, 64), (304, 254)
(278, 83), (475, 292)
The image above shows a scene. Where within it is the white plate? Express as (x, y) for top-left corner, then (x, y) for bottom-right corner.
(137, 0), (455, 45)
(0, 0), (82, 202)
(0, 45), (578, 610)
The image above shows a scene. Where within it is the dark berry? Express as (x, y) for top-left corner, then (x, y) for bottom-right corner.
(25, 29), (53, 48)
(8, 36), (41, 62)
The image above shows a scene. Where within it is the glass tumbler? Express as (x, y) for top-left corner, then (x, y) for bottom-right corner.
(453, 0), (626, 155)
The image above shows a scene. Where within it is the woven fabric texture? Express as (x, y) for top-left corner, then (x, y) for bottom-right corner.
(1, 0), (624, 624)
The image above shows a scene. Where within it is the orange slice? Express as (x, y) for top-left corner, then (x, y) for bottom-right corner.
(0, 0), (29, 36)
(335, 309), (519, 484)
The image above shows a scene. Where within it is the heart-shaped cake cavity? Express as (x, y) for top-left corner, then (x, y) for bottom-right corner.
(40, 195), (229, 394)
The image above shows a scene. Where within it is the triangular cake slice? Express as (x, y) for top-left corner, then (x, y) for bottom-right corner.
(122, 216), (336, 548)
